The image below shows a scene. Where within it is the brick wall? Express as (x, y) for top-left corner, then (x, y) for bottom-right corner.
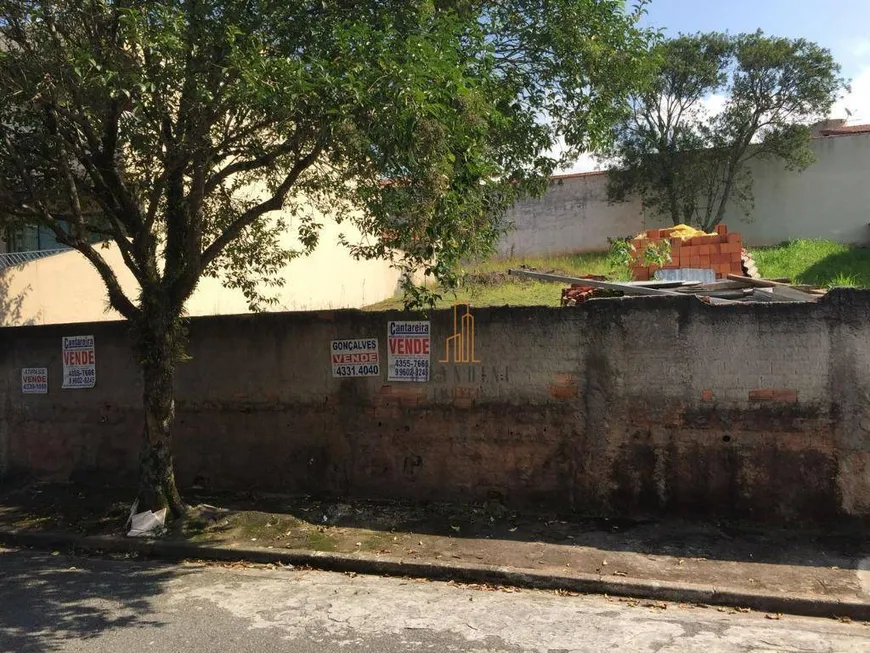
(2, 291), (869, 525)
(631, 225), (744, 281)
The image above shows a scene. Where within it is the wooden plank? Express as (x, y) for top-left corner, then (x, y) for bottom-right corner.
(627, 280), (700, 289)
(726, 274), (778, 287)
(769, 285), (820, 302)
(675, 280), (752, 293)
(507, 269), (682, 296)
(683, 289), (754, 299)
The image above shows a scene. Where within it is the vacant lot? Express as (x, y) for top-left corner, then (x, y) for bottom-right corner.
(364, 239), (870, 310)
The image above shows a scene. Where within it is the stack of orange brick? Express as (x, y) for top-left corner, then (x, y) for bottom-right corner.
(630, 224), (744, 281)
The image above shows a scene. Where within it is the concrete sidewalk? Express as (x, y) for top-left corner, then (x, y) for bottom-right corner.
(1, 483), (868, 620)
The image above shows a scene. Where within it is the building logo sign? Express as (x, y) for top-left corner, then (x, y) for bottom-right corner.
(440, 303), (480, 364)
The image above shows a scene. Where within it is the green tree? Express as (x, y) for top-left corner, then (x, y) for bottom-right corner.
(0, 0), (649, 516)
(604, 31), (846, 231)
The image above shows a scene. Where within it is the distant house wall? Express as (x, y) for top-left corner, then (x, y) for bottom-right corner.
(0, 218), (403, 326)
(496, 172), (644, 257)
(500, 133), (870, 255)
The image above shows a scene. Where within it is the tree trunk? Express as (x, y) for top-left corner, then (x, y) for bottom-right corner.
(137, 312), (186, 519)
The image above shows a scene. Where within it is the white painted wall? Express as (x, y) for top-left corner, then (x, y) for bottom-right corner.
(501, 133), (870, 254)
(496, 172), (644, 257)
(727, 133), (870, 246)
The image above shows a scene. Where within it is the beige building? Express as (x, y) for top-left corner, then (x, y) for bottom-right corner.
(0, 216), (405, 327)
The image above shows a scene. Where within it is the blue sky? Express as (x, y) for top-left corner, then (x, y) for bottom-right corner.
(563, 0), (870, 171)
(640, 0), (870, 82)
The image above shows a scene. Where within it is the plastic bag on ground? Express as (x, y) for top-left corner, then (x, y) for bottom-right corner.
(127, 507), (167, 537)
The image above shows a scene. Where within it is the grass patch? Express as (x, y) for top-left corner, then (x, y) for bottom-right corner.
(364, 251), (622, 311)
(363, 240), (870, 311)
(749, 239), (870, 289)
(305, 529), (339, 552)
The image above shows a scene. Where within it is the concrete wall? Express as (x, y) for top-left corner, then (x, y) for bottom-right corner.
(3, 292), (869, 525)
(502, 133), (870, 254)
(496, 171), (644, 257)
(0, 218), (404, 326)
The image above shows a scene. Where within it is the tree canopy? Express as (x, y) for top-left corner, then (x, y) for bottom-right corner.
(0, 0), (652, 514)
(603, 30), (846, 231)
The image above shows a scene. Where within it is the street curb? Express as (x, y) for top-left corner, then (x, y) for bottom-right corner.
(1, 528), (867, 621)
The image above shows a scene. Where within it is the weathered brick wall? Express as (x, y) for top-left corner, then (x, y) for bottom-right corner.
(1, 292), (868, 524)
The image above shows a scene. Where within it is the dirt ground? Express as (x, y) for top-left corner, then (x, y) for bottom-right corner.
(1, 481), (867, 603)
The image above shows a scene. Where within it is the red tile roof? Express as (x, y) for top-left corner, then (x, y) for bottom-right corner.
(817, 123), (870, 137)
(549, 169), (607, 181)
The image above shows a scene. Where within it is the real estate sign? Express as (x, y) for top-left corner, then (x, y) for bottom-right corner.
(387, 321), (430, 382)
(330, 338), (380, 377)
(21, 367), (48, 394)
(62, 335), (96, 389)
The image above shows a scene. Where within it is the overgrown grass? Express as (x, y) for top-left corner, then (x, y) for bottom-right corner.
(748, 239), (870, 289)
(465, 251), (621, 278)
(363, 251), (622, 310)
(364, 239), (870, 310)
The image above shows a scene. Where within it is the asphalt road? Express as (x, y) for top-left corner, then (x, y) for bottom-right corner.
(0, 547), (868, 652)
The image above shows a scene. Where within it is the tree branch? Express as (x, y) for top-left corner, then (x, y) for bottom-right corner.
(200, 142), (324, 268)
(2, 133), (140, 320)
(204, 136), (304, 196)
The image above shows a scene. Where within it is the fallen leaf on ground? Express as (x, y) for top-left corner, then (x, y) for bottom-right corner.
(613, 571), (627, 577)
(765, 613), (782, 620)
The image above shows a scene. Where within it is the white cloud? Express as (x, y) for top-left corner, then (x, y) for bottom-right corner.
(558, 152), (600, 174)
(833, 66), (870, 124)
(553, 69), (870, 174)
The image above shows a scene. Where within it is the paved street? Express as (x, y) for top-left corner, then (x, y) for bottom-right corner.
(0, 547), (868, 652)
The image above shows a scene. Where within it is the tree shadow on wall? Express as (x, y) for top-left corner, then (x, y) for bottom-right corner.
(0, 548), (183, 652)
(0, 267), (39, 326)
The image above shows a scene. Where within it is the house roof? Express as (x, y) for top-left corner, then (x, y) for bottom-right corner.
(549, 169), (607, 182)
(816, 123), (870, 137)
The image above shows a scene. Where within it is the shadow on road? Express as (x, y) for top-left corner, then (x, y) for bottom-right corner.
(0, 548), (182, 652)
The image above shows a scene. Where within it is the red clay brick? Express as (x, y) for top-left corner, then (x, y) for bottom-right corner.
(771, 389), (798, 402)
(699, 245), (710, 255)
(727, 233), (741, 244)
(730, 252), (742, 262)
(748, 389), (774, 400)
(716, 224), (728, 235)
(701, 389), (715, 402)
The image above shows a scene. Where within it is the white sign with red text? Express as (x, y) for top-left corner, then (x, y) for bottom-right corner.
(330, 338), (380, 377)
(387, 321), (430, 382)
(62, 335), (96, 389)
(21, 367), (48, 394)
